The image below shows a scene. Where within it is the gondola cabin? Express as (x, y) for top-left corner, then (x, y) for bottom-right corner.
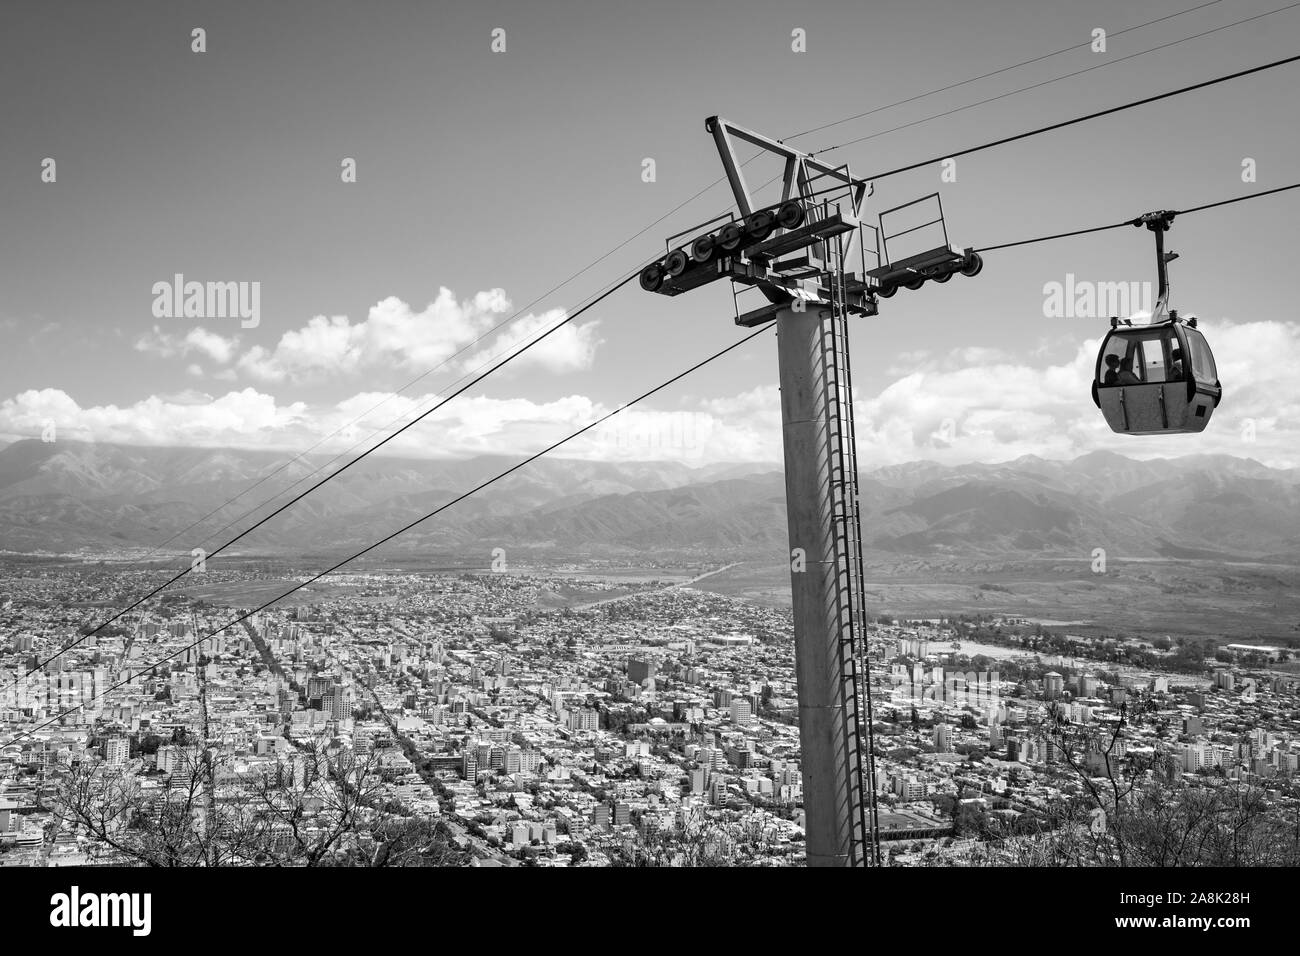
(1091, 313), (1220, 435)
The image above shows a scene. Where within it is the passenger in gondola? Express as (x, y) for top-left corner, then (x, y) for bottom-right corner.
(1168, 348), (1185, 381)
(1117, 357), (1140, 385)
(1103, 353), (1121, 385)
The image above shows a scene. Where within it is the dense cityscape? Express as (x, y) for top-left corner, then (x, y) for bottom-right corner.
(3, 561), (1297, 868)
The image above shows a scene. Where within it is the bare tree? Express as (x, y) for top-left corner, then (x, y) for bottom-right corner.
(53, 746), (220, 866)
(607, 805), (784, 867)
(986, 699), (1300, 868)
(51, 743), (468, 867)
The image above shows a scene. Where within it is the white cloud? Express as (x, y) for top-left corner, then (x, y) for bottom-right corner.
(155, 390), (216, 405)
(578, 318), (1300, 469)
(0, 386), (606, 460)
(0, 387), (309, 447)
(135, 326), (240, 365)
(461, 309), (603, 376)
(235, 289), (512, 382)
(185, 328), (239, 364)
(849, 318), (1300, 468)
(231, 288), (602, 384)
(5, 319), (1297, 467)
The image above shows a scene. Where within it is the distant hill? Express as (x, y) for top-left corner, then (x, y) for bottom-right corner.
(0, 440), (762, 555)
(1, 440), (1298, 562)
(466, 452), (1300, 561)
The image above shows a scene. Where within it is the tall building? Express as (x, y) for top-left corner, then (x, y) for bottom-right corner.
(1043, 672), (1064, 700)
(103, 737), (129, 767)
(567, 707), (600, 732)
(306, 675), (336, 704)
(1182, 741), (1214, 772)
(933, 723), (951, 753)
(730, 698), (753, 726)
(691, 768), (708, 793)
(892, 776), (928, 800)
(321, 689), (351, 720)
(504, 746), (523, 774)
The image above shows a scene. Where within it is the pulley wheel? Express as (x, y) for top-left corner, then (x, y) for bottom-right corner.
(776, 200), (805, 230)
(745, 210), (775, 241)
(665, 249), (689, 277)
(639, 263), (664, 292)
(690, 234), (716, 263)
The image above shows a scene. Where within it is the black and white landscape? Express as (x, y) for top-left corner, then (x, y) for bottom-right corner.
(5, 441), (1300, 562)
(2, 0), (1299, 906)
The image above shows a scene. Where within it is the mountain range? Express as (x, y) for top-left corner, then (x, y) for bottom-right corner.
(1, 440), (1298, 563)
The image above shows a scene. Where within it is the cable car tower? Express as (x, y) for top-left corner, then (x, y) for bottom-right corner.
(642, 118), (982, 866)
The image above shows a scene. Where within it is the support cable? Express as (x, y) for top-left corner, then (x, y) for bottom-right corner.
(2, 273), (639, 696)
(850, 51), (1300, 180)
(974, 181), (1300, 253)
(7, 322), (776, 742)
(784, 0), (1226, 141)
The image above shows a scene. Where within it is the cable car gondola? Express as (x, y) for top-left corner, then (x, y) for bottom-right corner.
(1091, 211), (1221, 435)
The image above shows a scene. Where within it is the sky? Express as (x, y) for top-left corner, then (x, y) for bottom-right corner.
(1, 0), (1297, 469)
